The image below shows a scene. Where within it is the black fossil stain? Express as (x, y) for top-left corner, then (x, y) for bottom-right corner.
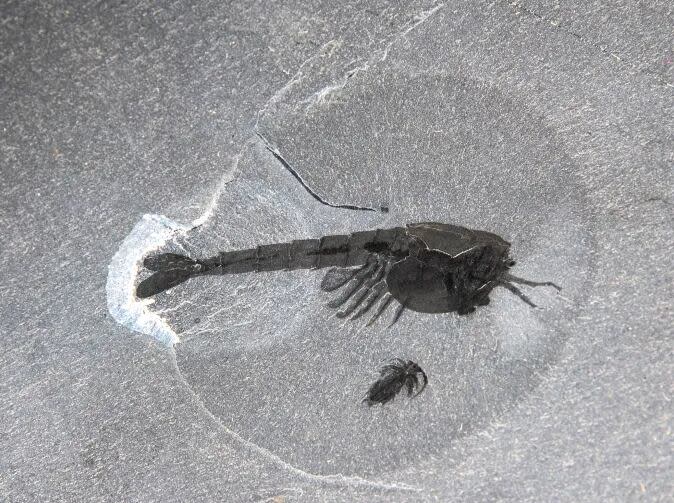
(136, 222), (561, 324)
(364, 359), (428, 406)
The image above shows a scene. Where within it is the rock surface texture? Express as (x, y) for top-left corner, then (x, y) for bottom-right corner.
(1, 1), (672, 501)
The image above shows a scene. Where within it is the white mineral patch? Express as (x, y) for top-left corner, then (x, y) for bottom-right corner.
(106, 213), (191, 346)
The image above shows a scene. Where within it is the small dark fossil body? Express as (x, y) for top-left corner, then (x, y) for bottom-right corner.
(364, 359), (428, 406)
(136, 222), (560, 324)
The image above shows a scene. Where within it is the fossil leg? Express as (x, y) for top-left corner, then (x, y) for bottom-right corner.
(320, 260), (372, 292)
(405, 378), (415, 396)
(345, 262), (391, 319)
(381, 364), (401, 374)
(336, 287), (371, 318)
(406, 375), (418, 396)
(336, 261), (386, 317)
(381, 359), (406, 372)
(413, 370), (428, 396)
(389, 299), (407, 326)
(504, 274), (561, 291)
(350, 280), (386, 319)
(366, 292), (394, 327)
(327, 259), (379, 308)
(499, 281), (538, 308)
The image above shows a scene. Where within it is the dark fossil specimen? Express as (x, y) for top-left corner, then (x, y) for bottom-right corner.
(136, 222), (560, 324)
(364, 359), (428, 406)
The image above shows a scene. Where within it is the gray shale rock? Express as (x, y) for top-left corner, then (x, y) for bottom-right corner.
(2, 1), (671, 501)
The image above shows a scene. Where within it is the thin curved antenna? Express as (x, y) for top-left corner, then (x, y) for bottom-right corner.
(412, 368), (428, 398)
(498, 281), (538, 308)
(503, 273), (561, 291)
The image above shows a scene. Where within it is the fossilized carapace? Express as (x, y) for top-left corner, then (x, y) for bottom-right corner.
(137, 222), (560, 322)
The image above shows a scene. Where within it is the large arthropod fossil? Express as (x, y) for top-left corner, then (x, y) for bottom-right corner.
(136, 222), (560, 324)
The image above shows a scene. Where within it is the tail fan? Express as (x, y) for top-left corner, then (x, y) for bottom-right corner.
(136, 253), (203, 298)
(143, 253), (201, 271)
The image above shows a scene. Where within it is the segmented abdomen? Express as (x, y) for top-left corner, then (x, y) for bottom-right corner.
(200, 226), (410, 276)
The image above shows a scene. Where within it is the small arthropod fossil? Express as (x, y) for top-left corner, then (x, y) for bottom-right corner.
(364, 359), (428, 406)
(136, 222), (560, 324)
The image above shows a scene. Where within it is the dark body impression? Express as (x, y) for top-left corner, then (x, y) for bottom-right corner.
(136, 222), (560, 324)
(364, 359), (428, 406)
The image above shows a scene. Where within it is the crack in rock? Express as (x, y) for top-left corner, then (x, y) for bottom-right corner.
(503, 0), (674, 88)
(255, 2), (445, 123)
(106, 214), (190, 346)
(255, 131), (385, 212)
(250, 3), (446, 214)
(299, 3), (445, 113)
(172, 354), (421, 494)
(106, 156), (243, 346)
(105, 3), (453, 494)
